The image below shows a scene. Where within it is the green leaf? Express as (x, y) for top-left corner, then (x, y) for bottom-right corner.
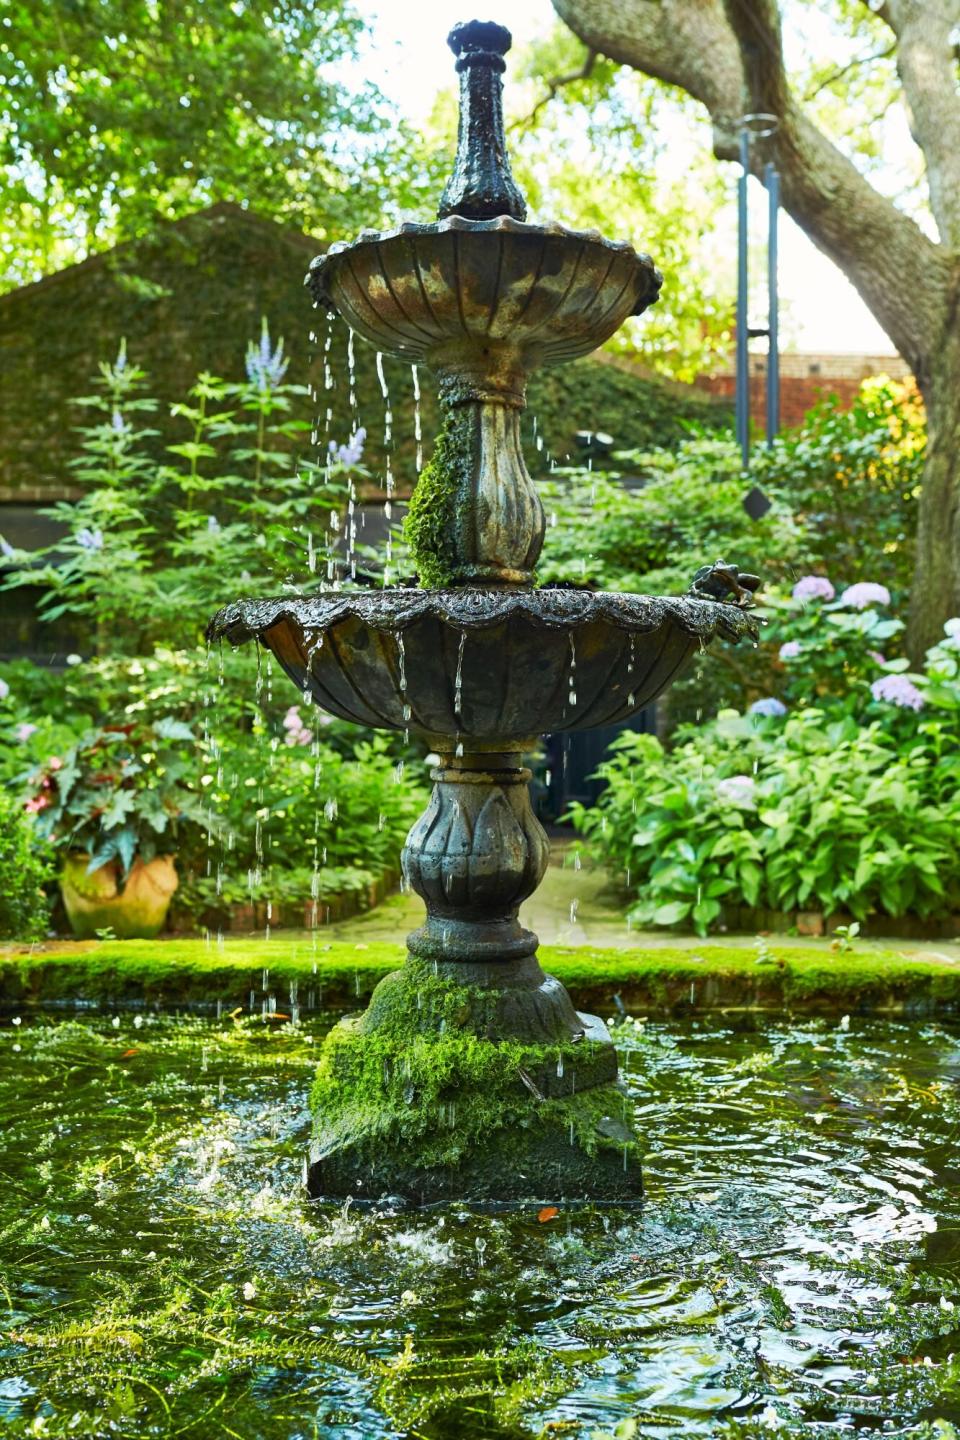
(652, 901), (691, 925)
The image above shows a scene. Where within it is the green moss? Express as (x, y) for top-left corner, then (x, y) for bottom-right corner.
(402, 406), (474, 587)
(3, 935), (960, 1015)
(308, 970), (636, 1188)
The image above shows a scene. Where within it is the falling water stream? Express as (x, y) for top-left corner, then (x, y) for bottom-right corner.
(2, 1010), (959, 1437)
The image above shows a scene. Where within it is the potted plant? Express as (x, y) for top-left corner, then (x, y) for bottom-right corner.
(25, 717), (204, 939)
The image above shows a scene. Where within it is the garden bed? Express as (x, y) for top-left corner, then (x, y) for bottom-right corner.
(168, 867), (401, 934)
(2, 936), (960, 1016)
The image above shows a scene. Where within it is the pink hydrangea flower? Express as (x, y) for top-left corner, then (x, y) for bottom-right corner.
(282, 705), (312, 746)
(839, 582), (891, 610)
(870, 674), (924, 710)
(791, 575), (834, 602)
(778, 640), (802, 661)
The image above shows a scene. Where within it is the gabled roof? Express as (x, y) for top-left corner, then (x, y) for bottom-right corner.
(0, 201), (321, 308)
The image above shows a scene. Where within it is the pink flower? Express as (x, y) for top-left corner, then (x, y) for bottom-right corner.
(778, 640), (802, 661)
(14, 722), (37, 742)
(867, 651), (886, 666)
(24, 795), (49, 812)
(282, 706), (311, 746)
(870, 674), (924, 710)
(48, 756), (63, 770)
(840, 582), (891, 610)
(791, 575), (835, 603)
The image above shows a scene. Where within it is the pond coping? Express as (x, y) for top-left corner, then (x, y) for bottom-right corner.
(2, 936), (960, 1018)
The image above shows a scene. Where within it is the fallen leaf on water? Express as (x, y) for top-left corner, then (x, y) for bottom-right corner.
(538, 1206), (559, 1223)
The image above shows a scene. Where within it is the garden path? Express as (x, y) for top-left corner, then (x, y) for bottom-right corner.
(316, 841), (960, 962)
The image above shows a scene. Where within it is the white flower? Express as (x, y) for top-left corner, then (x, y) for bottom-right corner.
(242, 1280), (257, 1300)
(759, 1405), (781, 1430)
(65, 653), (83, 666)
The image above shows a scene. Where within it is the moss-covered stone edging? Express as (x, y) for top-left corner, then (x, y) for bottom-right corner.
(3, 938), (960, 1016)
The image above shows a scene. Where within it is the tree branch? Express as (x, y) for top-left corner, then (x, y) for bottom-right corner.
(879, 0), (960, 249)
(720, 0), (948, 385)
(801, 43), (896, 103)
(510, 48), (598, 130)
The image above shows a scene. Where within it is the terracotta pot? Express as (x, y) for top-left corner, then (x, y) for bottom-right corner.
(60, 853), (178, 940)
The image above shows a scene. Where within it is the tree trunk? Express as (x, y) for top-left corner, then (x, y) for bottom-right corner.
(909, 333), (960, 658)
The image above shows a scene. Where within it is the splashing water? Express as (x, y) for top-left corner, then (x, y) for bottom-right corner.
(454, 630), (466, 720)
(411, 364), (423, 472)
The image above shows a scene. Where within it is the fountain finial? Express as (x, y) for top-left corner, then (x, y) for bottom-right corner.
(438, 18), (527, 222)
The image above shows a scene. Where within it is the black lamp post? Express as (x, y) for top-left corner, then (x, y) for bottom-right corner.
(735, 114), (780, 469)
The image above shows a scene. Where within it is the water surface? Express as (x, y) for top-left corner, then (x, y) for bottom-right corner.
(1, 1009), (959, 1437)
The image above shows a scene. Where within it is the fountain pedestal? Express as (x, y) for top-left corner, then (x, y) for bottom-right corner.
(307, 747), (638, 1202)
(210, 18), (759, 1205)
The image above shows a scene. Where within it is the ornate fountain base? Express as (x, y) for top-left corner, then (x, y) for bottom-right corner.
(306, 750), (642, 1204)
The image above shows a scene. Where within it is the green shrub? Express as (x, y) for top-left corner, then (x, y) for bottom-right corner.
(753, 378), (923, 603)
(571, 703), (960, 934)
(0, 789), (54, 940)
(538, 434), (801, 597)
(571, 614), (960, 933)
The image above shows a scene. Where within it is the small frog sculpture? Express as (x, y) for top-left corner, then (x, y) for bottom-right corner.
(688, 560), (761, 607)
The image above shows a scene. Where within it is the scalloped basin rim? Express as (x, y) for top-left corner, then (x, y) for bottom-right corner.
(207, 589), (760, 647)
(306, 213), (662, 305)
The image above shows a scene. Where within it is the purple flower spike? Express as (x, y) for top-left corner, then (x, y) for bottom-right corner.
(15, 722), (38, 741)
(840, 582), (891, 610)
(791, 575), (835, 602)
(245, 319), (289, 392)
(749, 697), (787, 717)
(870, 674), (924, 710)
(76, 527), (104, 552)
(336, 427), (366, 466)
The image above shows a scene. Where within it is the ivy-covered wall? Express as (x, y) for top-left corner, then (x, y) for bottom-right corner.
(0, 202), (730, 501)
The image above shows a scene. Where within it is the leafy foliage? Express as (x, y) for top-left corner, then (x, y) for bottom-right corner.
(0, 0), (433, 287)
(24, 717), (206, 877)
(571, 616), (960, 933)
(0, 788), (53, 940)
(752, 378), (923, 604)
(538, 435), (800, 596)
(0, 332), (354, 651)
(1, 644), (426, 926)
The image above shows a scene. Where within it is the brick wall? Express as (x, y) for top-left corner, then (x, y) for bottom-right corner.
(698, 350), (913, 433)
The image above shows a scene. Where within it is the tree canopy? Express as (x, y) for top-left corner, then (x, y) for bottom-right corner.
(0, 0), (434, 287)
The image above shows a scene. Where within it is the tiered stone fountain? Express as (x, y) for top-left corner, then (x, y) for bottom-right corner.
(210, 19), (758, 1203)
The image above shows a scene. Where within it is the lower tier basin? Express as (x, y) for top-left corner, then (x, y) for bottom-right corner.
(208, 588), (758, 746)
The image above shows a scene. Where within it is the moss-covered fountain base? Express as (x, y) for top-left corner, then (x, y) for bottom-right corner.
(307, 959), (641, 1203)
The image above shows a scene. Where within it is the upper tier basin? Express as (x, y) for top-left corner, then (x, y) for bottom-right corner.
(209, 589), (758, 750)
(307, 216), (662, 397)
